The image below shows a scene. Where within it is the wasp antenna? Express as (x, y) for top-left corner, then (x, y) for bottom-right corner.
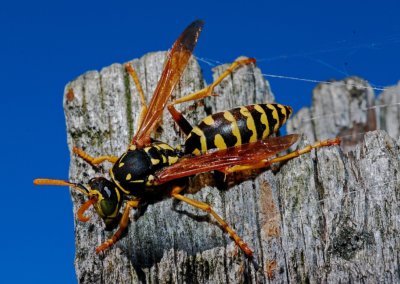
(34, 178), (71, 186)
(33, 178), (89, 196)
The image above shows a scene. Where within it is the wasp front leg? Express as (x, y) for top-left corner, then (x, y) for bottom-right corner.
(96, 199), (140, 253)
(125, 63), (148, 130)
(73, 147), (119, 167)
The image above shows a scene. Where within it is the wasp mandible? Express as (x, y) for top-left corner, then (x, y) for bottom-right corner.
(34, 20), (340, 265)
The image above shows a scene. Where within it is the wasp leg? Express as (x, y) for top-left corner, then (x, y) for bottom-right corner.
(167, 58), (256, 135)
(125, 63), (148, 130)
(225, 137), (341, 173)
(170, 58), (256, 106)
(73, 147), (119, 167)
(96, 199), (140, 253)
(170, 186), (254, 260)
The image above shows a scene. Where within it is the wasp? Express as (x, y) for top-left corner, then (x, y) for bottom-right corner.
(34, 20), (340, 266)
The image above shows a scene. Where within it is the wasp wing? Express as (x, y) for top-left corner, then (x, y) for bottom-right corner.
(154, 134), (299, 185)
(132, 20), (204, 147)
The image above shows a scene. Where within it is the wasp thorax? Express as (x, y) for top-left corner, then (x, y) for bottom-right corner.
(110, 143), (181, 197)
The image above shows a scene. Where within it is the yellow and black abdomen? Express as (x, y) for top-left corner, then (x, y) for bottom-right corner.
(184, 103), (293, 155)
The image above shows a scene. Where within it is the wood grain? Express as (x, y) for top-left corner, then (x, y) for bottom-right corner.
(64, 52), (400, 283)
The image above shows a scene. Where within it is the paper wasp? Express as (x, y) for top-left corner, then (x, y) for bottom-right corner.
(34, 20), (340, 266)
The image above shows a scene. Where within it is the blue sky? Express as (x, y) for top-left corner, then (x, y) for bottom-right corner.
(2, 0), (399, 283)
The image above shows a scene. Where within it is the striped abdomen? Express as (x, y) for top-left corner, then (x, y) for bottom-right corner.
(184, 103), (293, 155)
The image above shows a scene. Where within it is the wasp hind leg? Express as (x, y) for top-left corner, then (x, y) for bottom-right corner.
(73, 147), (119, 167)
(96, 199), (140, 253)
(170, 58), (256, 106)
(170, 186), (258, 268)
(167, 58), (256, 136)
(225, 137), (341, 173)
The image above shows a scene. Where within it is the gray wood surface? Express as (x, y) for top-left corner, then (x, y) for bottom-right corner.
(64, 52), (400, 283)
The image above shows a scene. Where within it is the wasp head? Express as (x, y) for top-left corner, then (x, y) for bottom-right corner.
(85, 177), (123, 230)
(33, 177), (123, 230)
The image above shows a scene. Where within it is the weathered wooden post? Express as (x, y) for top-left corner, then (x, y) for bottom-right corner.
(65, 52), (400, 283)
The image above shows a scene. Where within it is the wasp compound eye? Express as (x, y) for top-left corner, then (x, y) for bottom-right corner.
(87, 177), (122, 224)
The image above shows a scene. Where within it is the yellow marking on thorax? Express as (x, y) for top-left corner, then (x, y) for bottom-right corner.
(254, 104), (270, 138)
(192, 148), (201, 156)
(146, 175), (155, 186)
(118, 152), (127, 162)
(109, 169), (130, 194)
(145, 145), (161, 152)
(191, 127), (208, 152)
(223, 111), (242, 146)
(129, 145), (136, 151)
(151, 158), (160, 165)
(157, 143), (174, 151)
(118, 162), (125, 168)
(126, 173), (132, 181)
(161, 155), (167, 163)
(129, 179), (144, 183)
(168, 156), (179, 165)
(214, 134), (227, 149)
(267, 104), (280, 132)
(202, 115), (214, 126)
(240, 107), (257, 142)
